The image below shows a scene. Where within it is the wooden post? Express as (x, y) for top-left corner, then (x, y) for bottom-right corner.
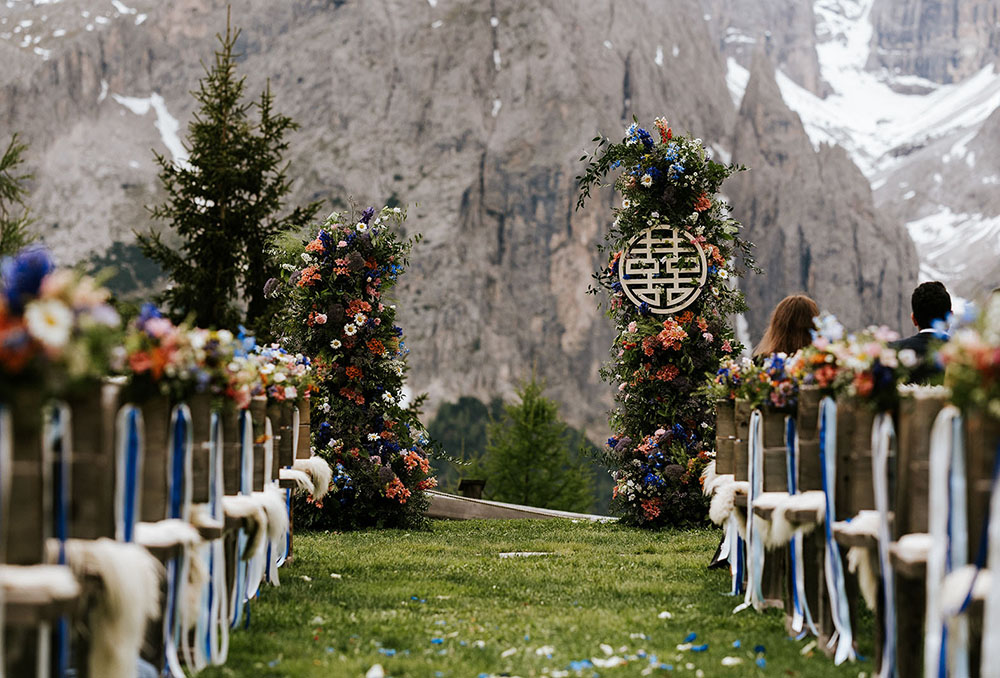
(188, 393), (213, 504)
(138, 395), (172, 523)
(734, 398), (751, 482)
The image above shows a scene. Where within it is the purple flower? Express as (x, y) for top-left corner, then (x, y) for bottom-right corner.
(263, 277), (280, 298)
(360, 206), (376, 225)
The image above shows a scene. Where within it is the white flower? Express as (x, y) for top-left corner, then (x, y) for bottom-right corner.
(367, 433), (380, 441)
(640, 174), (653, 187)
(217, 329), (234, 344)
(354, 312), (367, 325)
(273, 372), (287, 383)
(621, 199), (632, 209)
(356, 222), (368, 233)
(651, 211), (659, 219)
(393, 207), (402, 214)
(382, 392), (395, 404)
(718, 269), (729, 279)
(321, 402), (331, 412)
(344, 324), (358, 336)
(300, 252), (312, 263)
(898, 348), (918, 368)
(24, 299), (73, 350)
(281, 263), (296, 271)
(284, 386), (297, 399)
(330, 339), (342, 349)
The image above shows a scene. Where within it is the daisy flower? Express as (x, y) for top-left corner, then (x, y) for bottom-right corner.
(344, 324), (358, 336)
(640, 174), (653, 187)
(331, 339), (342, 349)
(354, 312), (367, 325)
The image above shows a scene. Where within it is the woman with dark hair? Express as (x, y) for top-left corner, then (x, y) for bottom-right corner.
(754, 294), (820, 357)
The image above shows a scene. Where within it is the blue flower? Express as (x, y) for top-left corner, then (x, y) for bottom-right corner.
(1, 247), (53, 314)
(639, 302), (651, 316)
(360, 206), (376, 225)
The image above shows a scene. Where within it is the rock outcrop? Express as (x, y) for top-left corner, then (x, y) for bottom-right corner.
(728, 50), (918, 337)
(867, 0), (1000, 83)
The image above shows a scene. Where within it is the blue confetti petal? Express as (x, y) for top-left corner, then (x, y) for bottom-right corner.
(733, 640), (742, 648)
(431, 638), (443, 644)
(754, 644), (766, 654)
(378, 648), (396, 657)
(756, 657), (766, 668)
(683, 632), (697, 643)
(691, 644), (708, 652)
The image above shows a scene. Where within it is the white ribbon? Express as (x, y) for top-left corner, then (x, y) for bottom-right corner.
(735, 410), (765, 612)
(981, 436), (1000, 678)
(871, 413), (897, 678)
(924, 406), (968, 678)
(162, 404), (193, 678)
(787, 415), (819, 637)
(819, 397), (856, 664)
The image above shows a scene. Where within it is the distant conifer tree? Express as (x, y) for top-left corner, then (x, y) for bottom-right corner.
(0, 134), (37, 256)
(138, 11), (321, 332)
(485, 376), (594, 513)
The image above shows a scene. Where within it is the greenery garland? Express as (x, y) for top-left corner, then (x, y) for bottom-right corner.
(578, 117), (757, 527)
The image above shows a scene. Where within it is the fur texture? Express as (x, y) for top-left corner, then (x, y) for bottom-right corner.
(941, 565), (991, 615)
(0, 564), (80, 603)
(134, 519), (202, 548)
(846, 545), (878, 611)
(709, 480), (737, 525)
(190, 504), (224, 532)
(769, 491), (825, 547)
(255, 484), (290, 544)
(893, 532), (933, 564)
(897, 384), (952, 399)
(62, 538), (163, 678)
(293, 456), (333, 501)
(834, 510), (880, 538)
(753, 492), (788, 549)
(222, 495), (267, 559)
(279, 468), (315, 496)
(700, 461), (718, 497)
(183, 547), (209, 634)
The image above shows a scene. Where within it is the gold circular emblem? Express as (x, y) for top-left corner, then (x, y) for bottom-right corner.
(618, 225), (708, 314)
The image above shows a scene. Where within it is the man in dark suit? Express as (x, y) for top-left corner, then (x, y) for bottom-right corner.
(890, 281), (952, 383)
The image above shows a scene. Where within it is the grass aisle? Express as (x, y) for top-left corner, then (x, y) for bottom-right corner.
(202, 520), (873, 677)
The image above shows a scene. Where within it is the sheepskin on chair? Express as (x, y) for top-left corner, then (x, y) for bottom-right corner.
(62, 538), (163, 678)
(293, 456), (333, 501)
(222, 495), (268, 559)
(279, 468), (314, 496)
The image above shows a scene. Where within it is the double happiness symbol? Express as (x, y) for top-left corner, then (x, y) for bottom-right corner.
(618, 225), (708, 314)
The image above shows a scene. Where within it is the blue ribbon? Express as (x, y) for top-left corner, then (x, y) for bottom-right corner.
(163, 406), (191, 677)
(50, 404), (71, 676)
(121, 407), (142, 543)
(230, 411), (251, 629)
(819, 397), (855, 664)
(786, 415), (819, 637)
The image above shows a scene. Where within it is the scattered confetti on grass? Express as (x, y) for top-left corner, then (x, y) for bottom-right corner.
(200, 520), (873, 677)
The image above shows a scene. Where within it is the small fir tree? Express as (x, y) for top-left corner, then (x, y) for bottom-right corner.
(0, 134), (37, 256)
(485, 377), (594, 513)
(138, 12), (320, 332)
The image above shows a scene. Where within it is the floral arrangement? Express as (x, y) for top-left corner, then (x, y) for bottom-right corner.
(0, 248), (122, 400)
(736, 353), (798, 410)
(270, 205), (435, 530)
(941, 298), (1000, 419)
(577, 117), (756, 527)
(706, 356), (752, 402)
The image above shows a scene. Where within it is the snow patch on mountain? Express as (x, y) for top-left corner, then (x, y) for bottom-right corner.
(725, 57), (749, 108)
(111, 93), (188, 166)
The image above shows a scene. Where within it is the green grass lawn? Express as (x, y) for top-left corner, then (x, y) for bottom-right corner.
(201, 520), (873, 677)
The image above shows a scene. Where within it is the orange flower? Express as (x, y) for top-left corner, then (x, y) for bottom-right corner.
(416, 477), (438, 491)
(385, 477), (411, 504)
(366, 339), (386, 356)
(693, 193), (711, 212)
(655, 365), (679, 381)
(677, 311), (694, 325)
(641, 498), (662, 520)
(305, 238), (325, 253)
(298, 265), (321, 287)
(345, 366), (363, 380)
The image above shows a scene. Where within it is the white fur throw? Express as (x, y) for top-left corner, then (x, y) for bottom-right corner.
(941, 565), (991, 616)
(897, 384), (951, 399)
(846, 545), (879, 611)
(700, 461), (718, 497)
(0, 564), (80, 603)
(893, 533), (933, 564)
(769, 491), (825, 548)
(62, 538), (163, 678)
(255, 484), (290, 544)
(834, 510), (881, 538)
(279, 468), (315, 496)
(709, 479), (738, 526)
(754, 492), (789, 550)
(134, 519), (202, 549)
(190, 504), (224, 534)
(222, 495), (267, 559)
(293, 456), (333, 501)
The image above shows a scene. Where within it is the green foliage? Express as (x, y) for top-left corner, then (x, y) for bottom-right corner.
(427, 395), (503, 492)
(137, 14), (321, 333)
(484, 378), (595, 513)
(578, 118), (758, 527)
(201, 522), (874, 678)
(0, 134), (37, 257)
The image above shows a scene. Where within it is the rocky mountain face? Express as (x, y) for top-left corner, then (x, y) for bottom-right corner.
(0, 0), (930, 436)
(868, 0), (1000, 84)
(728, 49), (917, 336)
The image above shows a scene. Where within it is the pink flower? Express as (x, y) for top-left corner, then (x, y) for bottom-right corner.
(627, 321), (637, 333)
(374, 318), (381, 325)
(721, 340), (732, 353)
(654, 428), (666, 436)
(314, 313), (328, 325)
(337, 240), (348, 248)
(618, 383), (626, 391)
(703, 332), (713, 342)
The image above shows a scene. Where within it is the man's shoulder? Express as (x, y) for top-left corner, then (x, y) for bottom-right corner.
(889, 333), (927, 352)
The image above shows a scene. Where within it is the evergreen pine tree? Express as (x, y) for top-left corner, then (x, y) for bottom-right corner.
(137, 11), (321, 331)
(485, 377), (594, 512)
(0, 134), (37, 256)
